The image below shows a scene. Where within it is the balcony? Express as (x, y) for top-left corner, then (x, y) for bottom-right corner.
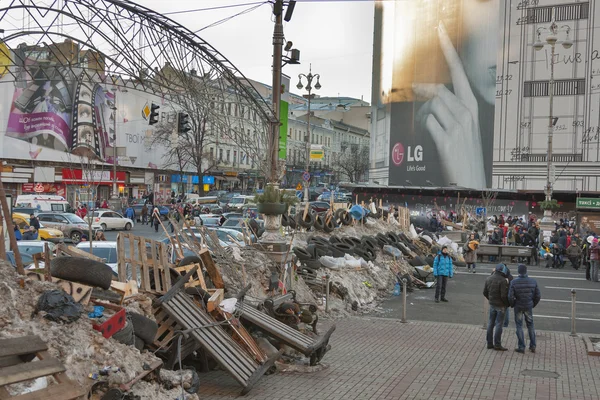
(520, 153), (583, 162)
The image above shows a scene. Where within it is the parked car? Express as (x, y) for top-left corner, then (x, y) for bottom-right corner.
(15, 194), (73, 213)
(6, 251), (34, 268)
(194, 214), (222, 227)
(317, 191), (351, 202)
(7, 240), (57, 269)
(221, 212), (243, 220)
(76, 241), (118, 275)
(309, 201), (331, 213)
(227, 195), (255, 211)
(12, 212), (64, 242)
(91, 210), (134, 231)
(153, 205), (170, 220)
(207, 227), (248, 246)
(37, 212), (101, 243)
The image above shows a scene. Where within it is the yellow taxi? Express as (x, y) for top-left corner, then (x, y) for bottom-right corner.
(12, 212), (64, 241)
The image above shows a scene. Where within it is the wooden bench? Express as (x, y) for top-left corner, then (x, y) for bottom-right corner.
(154, 266), (281, 395)
(0, 335), (86, 400)
(236, 301), (335, 366)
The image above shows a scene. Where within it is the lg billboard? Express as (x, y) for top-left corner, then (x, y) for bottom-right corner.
(372, 0), (499, 189)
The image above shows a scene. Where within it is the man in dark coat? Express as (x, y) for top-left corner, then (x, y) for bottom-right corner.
(508, 264), (541, 353)
(483, 264), (510, 351)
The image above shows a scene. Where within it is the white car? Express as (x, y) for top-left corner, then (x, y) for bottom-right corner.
(76, 241), (118, 275)
(91, 211), (134, 231)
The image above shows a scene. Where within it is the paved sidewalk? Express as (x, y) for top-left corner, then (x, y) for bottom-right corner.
(197, 317), (600, 400)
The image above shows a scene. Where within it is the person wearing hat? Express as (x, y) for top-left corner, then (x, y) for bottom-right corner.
(463, 233), (479, 273)
(433, 245), (454, 303)
(508, 264), (541, 353)
(590, 237), (600, 282)
(483, 264), (510, 351)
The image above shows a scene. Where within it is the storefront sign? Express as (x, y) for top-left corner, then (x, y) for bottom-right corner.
(61, 168), (125, 185)
(22, 182), (66, 197)
(576, 197), (600, 209)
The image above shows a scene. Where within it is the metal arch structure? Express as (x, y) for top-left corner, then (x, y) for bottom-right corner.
(0, 0), (276, 125)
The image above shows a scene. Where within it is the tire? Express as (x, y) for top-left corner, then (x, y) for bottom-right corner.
(50, 256), (114, 290)
(314, 215), (325, 231)
(298, 212), (315, 229)
(308, 236), (329, 245)
(363, 247), (376, 261)
(341, 211), (352, 226)
(331, 242), (353, 257)
(334, 209), (346, 223)
(100, 223), (107, 231)
(128, 312), (158, 344)
(375, 233), (390, 247)
(112, 319), (135, 346)
(70, 231), (82, 243)
(342, 236), (361, 248)
(288, 216), (297, 230)
(354, 247), (375, 262)
(302, 259), (322, 271)
(281, 214), (289, 227)
(361, 236), (378, 250)
(293, 247), (312, 261)
(388, 231), (401, 243)
(314, 246), (333, 258)
(306, 244), (318, 259)
(329, 236), (342, 245)
(125, 223), (132, 231)
(134, 335), (145, 351)
(386, 232), (399, 244)
(408, 256), (426, 267)
(178, 256), (201, 267)
(323, 218), (334, 233)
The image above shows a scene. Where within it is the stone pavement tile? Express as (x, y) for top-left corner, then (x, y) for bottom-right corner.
(196, 317), (600, 400)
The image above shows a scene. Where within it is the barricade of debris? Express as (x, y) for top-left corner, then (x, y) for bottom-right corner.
(0, 198), (467, 399)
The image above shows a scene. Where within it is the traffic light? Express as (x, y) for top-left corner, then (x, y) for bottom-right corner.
(178, 112), (191, 134)
(149, 103), (160, 125)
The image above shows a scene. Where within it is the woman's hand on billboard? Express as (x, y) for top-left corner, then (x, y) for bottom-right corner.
(412, 21), (486, 188)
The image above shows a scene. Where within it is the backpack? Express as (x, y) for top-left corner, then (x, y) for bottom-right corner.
(508, 229), (513, 239)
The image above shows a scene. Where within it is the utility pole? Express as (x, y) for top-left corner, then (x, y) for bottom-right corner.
(270, 0), (284, 183)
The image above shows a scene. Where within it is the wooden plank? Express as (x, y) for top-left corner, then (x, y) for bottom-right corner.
(0, 336), (47, 358)
(198, 248), (224, 289)
(218, 310), (267, 364)
(55, 243), (105, 262)
(174, 264), (207, 290)
(0, 358), (65, 386)
(26, 273), (93, 305)
(149, 238), (161, 293)
(206, 289), (224, 312)
(138, 237), (151, 292)
(117, 233), (126, 282)
(8, 381), (86, 400)
(158, 242), (172, 289)
(127, 233), (137, 286)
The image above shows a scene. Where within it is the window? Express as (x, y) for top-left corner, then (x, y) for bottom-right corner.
(226, 150), (230, 162)
(219, 149), (223, 161)
(210, 148), (214, 160)
(289, 128), (292, 137)
(233, 150), (237, 164)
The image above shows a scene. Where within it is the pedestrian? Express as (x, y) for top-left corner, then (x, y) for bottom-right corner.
(22, 226), (38, 241)
(94, 230), (107, 241)
(141, 204), (148, 225)
(483, 264), (510, 351)
(152, 211), (161, 233)
(566, 241), (583, 270)
(506, 224), (516, 246)
(101, 199), (109, 209)
(125, 205), (135, 225)
(433, 245), (454, 303)
(29, 213), (40, 230)
(13, 223), (22, 241)
(463, 233), (479, 273)
(508, 264), (541, 353)
(590, 237), (600, 282)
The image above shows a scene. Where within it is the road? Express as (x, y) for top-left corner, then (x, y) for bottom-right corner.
(101, 221), (172, 243)
(381, 262), (600, 334)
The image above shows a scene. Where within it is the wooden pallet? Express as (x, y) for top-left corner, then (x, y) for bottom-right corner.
(26, 273), (92, 305)
(116, 233), (172, 293)
(0, 335), (86, 400)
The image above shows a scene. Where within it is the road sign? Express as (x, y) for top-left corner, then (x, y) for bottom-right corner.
(296, 183), (303, 191)
(295, 190), (303, 199)
(476, 207), (486, 216)
(302, 171), (310, 182)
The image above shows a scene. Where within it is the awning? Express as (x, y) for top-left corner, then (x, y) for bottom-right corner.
(214, 176), (226, 181)
(224, 176), (239, 182)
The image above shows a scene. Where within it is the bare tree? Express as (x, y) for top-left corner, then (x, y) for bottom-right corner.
(332, 144), (369, 183)
(480, 189), (498, 233)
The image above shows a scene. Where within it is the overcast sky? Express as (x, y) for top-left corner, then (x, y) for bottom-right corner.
(137, 0), (375, 103)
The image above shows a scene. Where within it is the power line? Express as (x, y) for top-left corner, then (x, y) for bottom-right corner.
(194, 2), (269, 33)
(163, 2), (267, 16)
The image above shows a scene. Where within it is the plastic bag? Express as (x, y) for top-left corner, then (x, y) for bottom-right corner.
(219, 298), (237, 314)
(393, 282), (401, 296)
(383, 245), (402, 258)
(319, 256), (346, 269)
(36, 290), (83, 323)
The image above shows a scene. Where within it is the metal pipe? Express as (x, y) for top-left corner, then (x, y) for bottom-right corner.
(401, 279), (407, 323)
(270, 0), (284, 182)
(325, 274), (330, 313)
(570, 288), (577, 336)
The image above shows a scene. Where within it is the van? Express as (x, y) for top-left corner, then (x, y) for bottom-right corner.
(227, 195), (255, 210)
(15, 195), (73, 213)
(185, 195), (218, 206)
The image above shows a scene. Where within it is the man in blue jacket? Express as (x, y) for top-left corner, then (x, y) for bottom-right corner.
(433, 245), (454, 303)
(508, 264), (541, 353)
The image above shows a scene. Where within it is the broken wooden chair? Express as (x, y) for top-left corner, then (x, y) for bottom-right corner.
(154, 266), (282, 395)
(0, 335), (86, 400)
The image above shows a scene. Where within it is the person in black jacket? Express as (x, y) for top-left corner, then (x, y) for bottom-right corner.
(508, 264), (541, 353)
(29, 214), (40, 230)
(483, 264), (510, 351)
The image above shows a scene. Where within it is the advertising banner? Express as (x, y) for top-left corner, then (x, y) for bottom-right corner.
(373, 0), (499, 189)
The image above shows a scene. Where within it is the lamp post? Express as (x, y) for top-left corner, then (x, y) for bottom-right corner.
(296, 64), (321, 202)
(533, 10), (572, 222)
(110, 86), (127, 201)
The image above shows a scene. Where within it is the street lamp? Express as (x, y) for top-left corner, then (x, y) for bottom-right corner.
(296, 64), (321, 201)
(533, 9), (572, 222)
